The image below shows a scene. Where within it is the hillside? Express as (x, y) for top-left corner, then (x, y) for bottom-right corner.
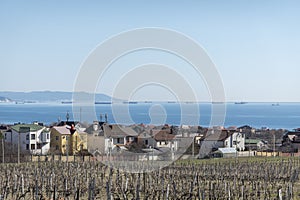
(0, 91), (114, 103)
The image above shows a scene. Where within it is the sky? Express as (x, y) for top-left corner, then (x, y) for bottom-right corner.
(1, 0), (300, 102)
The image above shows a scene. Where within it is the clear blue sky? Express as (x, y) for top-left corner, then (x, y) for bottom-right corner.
(1, 0), (300, 102)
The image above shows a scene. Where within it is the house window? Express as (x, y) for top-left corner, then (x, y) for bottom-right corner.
(55, 136), (59, 141)
(47, 133), (49, 139)
(145, 140), (148, 145)
(26, 144), (29, 150)
(65, 136), (68, 140)
(165, 141), (167, 145)
(55, 145), (59, 150)
(233, 141), (237, 145)
(37, 144), (41, 149)
(26, 134), (29, 140)
(31, 134), (35, 140)
(117, 138), (120, 144)
(225, 141), (228, 146)
(31, 144), (35, 150)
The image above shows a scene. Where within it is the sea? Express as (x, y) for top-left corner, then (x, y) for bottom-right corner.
(0, 102), (299, 130)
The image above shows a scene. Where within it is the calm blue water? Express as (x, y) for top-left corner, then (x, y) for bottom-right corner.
(0, 102), (299, 129)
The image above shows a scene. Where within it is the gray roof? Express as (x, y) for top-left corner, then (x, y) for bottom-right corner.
(103, 124), (138, 138)
(203, 129), (232, 141)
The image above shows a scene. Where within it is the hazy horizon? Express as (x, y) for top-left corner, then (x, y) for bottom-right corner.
(1, 90), (300, 103)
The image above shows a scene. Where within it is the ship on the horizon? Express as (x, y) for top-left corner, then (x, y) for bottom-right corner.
(234, 101), (247, 104)
(123, 101), (138, 104)
(61, 101), (73, 104)
(272, 103), (280, 106)
(95, 101), (112, 104)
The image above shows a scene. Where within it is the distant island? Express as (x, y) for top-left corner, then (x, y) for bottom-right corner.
(0, 91), (114, 103)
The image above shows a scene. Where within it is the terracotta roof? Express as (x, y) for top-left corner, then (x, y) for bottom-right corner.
(154, 130), (175, 141)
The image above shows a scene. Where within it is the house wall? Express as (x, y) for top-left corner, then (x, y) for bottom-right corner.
(104, 136), (127, 153)
(104, 138), (111, 153)
(5, 128), (50, 155)
(138, 137), (156, 147)
(156, 140), (178, 151)
(50, 128), (72, 155)
(126, 136), (137, 144)
(50, 128), (62, 154)
(112, 137), (125, 145)
(61, 135), (72, 155)
(72, 132), (88, 155)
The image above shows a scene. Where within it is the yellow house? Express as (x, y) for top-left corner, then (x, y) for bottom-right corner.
(72, 130), (88, 155)
(50, 125), (88, 155)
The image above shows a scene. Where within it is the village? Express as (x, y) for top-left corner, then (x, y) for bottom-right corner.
(0, 112), (299, 163)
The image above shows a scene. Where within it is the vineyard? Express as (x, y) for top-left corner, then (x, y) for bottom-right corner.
(0, 157), (299, 199)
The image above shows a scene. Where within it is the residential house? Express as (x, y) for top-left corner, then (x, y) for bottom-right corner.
(85, 121), (104, 136)
(154, 130), (178, 151)
(199, 129), (230, 149)
(103, 124), (138, 153)
(224, 132), (245, 151)
(281, 130), (300, 153)
(85, 121), (105, 156)
(137, 130), (156, 148)
(198, 128), (245, 158)
(5, 123), (50, 155)
(50, 125), (88, 155)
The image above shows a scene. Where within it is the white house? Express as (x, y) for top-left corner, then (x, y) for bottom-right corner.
(5, 123), (50, 155)
(154, 130), (178, 151)
(224, 132), (245, 151)
(198, 129), (245, 158)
